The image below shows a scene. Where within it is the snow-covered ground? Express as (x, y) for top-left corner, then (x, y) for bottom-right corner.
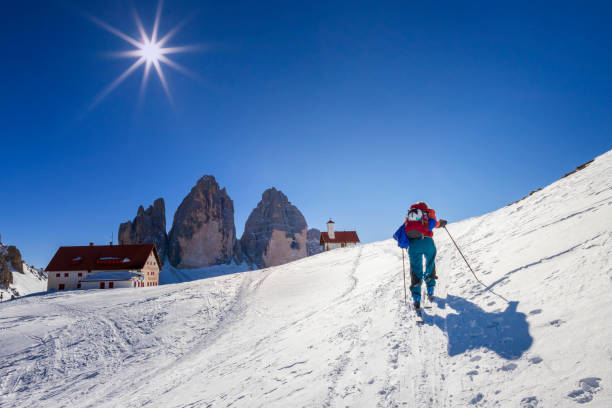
(0, 150), (611, 407)
(160, 261), (250, 285)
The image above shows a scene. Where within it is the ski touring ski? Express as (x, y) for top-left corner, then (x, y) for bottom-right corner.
(415, 295), (435, 324)
(415, 305), (425, 324)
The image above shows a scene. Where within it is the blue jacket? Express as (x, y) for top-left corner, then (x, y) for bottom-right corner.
(393, 224), (410, 248)
(428, 217), (437, 231)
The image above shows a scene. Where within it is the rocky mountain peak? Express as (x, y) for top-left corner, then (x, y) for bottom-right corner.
(118, 198), (168, 262)
(192, 176), (227, 198)
(261, 187), (284, 201)
(307, 228), (323, 256)
(116, 180), (318, 272)
(168, 175), (240, 268)
(241, 187), (308, 269)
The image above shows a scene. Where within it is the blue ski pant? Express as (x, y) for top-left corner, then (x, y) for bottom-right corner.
(408, 237), (437, 303)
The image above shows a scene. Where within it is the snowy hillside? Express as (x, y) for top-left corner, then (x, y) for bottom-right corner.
(0, 242), (47, 299)
(0, 150), (611, 407)
(9, 263), (47, 296)
(160, 262), (250, 284)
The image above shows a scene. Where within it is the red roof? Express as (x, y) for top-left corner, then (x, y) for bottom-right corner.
(320, 231), (360, 244)
(46, 244), (161, 272)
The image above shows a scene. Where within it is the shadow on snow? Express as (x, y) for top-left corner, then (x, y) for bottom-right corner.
(422, 294), (532, 360)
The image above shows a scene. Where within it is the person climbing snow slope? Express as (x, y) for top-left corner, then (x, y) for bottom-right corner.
(404, 202), (447, 310)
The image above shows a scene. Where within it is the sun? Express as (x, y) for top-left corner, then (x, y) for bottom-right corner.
(140, 41), (162, 63)
(89, 0), (198, 108)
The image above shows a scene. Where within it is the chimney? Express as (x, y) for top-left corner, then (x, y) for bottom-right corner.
(89, 242), (94, 246)
(327, 219), (335, 239)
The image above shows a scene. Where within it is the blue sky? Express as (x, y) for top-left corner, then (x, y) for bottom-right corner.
(1, 0), (611, 268)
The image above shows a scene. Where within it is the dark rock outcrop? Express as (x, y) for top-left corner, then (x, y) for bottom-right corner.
(118, 198), (168, 262)
(307, 228), (323, 256)
(0, 258), (12, 287)
(241, 188), (308, 269)
(6, 246), (23, 274)
(168, 176), (240, 268)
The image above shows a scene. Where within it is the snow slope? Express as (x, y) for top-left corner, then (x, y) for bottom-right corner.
(0, 244), (47, 299)
(160, 262), (250, 285)
(9, 263), (47, 296)
(0, 150), (611, 407)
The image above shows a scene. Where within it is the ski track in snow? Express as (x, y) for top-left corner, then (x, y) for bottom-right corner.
(1, 150), (612, 407)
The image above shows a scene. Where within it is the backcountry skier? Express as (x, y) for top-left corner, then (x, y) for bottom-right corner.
(403, 202), (447, 310)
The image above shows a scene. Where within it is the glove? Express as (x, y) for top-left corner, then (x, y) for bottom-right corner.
(438, 219), (447, 228)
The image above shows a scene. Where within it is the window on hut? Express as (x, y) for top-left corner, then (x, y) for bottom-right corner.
(96, 257), (130, 265)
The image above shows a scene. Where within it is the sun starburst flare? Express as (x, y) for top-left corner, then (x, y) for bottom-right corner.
(89, 0), (198, 109)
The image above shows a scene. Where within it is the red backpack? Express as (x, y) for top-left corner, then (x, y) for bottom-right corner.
(405, 202), (430, 239)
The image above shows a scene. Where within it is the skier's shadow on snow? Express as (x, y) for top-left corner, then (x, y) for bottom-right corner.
(423, 295), (532, 360)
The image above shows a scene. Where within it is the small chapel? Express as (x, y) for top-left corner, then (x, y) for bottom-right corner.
(319, 220), (360, 251)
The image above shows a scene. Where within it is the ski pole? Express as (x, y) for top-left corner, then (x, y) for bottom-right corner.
(443, 226), (509, 303)
(443, 226), (485, 287)
(402, 249), (407, 305)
